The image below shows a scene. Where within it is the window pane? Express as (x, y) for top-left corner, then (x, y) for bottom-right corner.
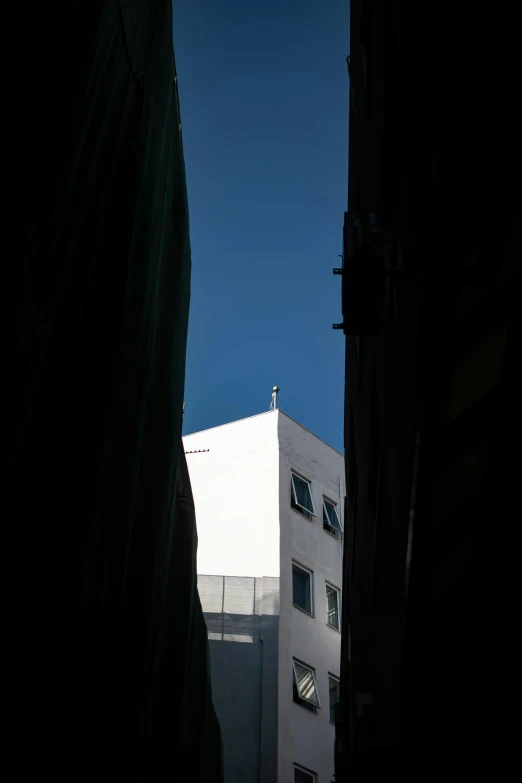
(292, 474), (314, 512)
(293, 680), (315, 713)
(324, 499), (342, 531)
(293, 564), (312, 613)
(329, 677), (340, 723)
(294, 768), (314, 783)
(294, 662), (319, 706)
(326, 584), (339, 629)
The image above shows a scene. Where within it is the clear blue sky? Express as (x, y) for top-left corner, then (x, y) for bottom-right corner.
(173, 0), (349, 453)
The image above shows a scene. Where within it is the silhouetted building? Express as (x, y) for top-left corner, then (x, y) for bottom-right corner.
(335, 1), (521, 781)
(5, 2), (223, 780)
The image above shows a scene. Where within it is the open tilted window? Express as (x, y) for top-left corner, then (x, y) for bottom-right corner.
(291, 472), (315, 519)
(293, 660), (320, 713)
(323, 498), (342, 537)
(294, 765), (316, 783)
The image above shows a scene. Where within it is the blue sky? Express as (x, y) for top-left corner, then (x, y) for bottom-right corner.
(173, 0), (349, 453)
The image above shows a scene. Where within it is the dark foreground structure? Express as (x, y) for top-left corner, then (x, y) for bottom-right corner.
(4, 2), (222, 780)
(336, 1), (521, 781)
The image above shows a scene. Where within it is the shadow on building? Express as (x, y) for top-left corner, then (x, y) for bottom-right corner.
(335, 1), (521, 781)
(4, 2), (223, 780)
(199, 575), (280, 783)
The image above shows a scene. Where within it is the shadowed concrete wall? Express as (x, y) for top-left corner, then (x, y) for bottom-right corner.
(4, 1), (223, 779)
(199, 575), (280, 783)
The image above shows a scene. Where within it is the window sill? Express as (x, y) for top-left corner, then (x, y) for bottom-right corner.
(323, 526), (343, 539)
(293, 699), (318, 715)
(292, 506), (315, 522)
(293, 603), (315, 618)
(326, 622), (341, 634)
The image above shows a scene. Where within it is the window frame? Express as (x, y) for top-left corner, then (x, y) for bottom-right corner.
(292, 561), (314, 616)
(325, 582), (341, 631)
(292, 658), (321, 713)
(293, 764), (317, 783)
(328, 673), (340, 724)
(291, 471), (316, 519)
(323, 497), (343, 537)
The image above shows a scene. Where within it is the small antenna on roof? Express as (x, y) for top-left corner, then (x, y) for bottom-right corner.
(270, 386), (280, 411)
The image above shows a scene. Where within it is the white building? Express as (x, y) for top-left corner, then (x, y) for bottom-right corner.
(184, 408), (344, 783)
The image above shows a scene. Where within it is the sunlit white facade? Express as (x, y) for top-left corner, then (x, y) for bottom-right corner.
(184, 410), (344, 783)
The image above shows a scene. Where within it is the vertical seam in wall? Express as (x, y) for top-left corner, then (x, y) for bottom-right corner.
(221, 575), (225, 641)
(371, 460), (382, 606)
(253, 576), (257, 640)
(258, 636), (264, 783)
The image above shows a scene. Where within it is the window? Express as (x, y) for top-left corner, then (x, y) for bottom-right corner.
(326, 583), (340, 630)
(292, 562), (313, 615)
(293, 660), (320, 713)
(329, 675), (340, 723)
(323, 498), (343, 537)
(291, 472), (315, 519)
(294, 765), (316, 783)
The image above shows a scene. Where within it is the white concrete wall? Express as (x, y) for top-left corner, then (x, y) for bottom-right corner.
(277, 412), (344, 783)
(185, 409), (344, 782)
(183, 411), (281, 577)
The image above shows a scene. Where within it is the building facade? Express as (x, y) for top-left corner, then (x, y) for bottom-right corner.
(184, 410), (345, 783)
(4, 1), (224, 780)
(335, 1), (521, 781)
